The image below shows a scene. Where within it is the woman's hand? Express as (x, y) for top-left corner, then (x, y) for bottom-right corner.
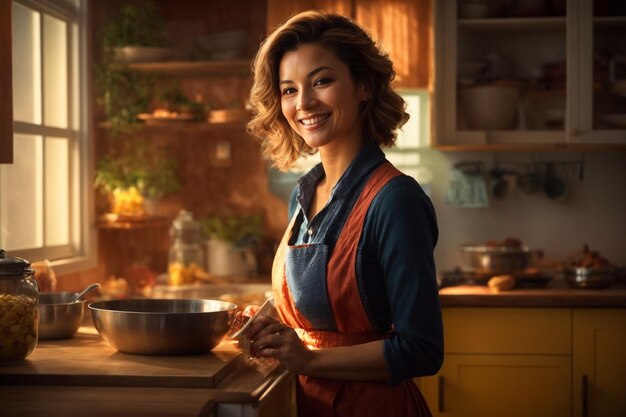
(244, 316), (315, 375)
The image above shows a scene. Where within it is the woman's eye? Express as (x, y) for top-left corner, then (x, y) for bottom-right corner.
(282, 87), (296, 96)
(314, 78), (332, 87)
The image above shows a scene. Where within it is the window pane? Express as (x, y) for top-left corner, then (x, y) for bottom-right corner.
(0, 135), (44, 250)
(12, 2), (41, 124)
(45, 137), (70, 246)
(44, 15), (68, 128)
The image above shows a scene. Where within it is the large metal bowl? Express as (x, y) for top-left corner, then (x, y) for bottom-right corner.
(89, 299), (237, 355)
(459, 245), (533, 274)
(39, 292), (86, 340)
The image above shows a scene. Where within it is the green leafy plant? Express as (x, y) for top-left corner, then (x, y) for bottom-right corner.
(101, 1), (168, 48)
(95, 1), (168, 135)
(94, 141), (180, 199)
(201, 214), (262, 247)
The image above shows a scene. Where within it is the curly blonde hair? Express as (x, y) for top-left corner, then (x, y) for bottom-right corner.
(247, 10), (408, 171)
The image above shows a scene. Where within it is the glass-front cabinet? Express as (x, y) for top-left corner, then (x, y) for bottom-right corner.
(433, 0), (626, 150)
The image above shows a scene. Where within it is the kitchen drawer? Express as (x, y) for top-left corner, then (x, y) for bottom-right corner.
(443, 307), (571, 355)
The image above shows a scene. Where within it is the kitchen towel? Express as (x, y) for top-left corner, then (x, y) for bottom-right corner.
(445, 162), (489, 208)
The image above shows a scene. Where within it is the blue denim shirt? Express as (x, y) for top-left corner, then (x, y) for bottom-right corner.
(287, 141), (443, 383)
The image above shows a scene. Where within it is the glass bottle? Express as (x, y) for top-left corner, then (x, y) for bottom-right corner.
(0, 249), (38, 364)
(167, 210), (205, 286)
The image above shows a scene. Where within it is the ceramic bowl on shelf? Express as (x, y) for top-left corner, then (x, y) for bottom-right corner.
(114, 47), (172, 63)
(459, 84), (520, 130)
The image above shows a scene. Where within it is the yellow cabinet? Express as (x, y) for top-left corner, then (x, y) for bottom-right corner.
(422, 354), (571, 417)
(420, 307), (626, 417)
(572, 309), (626, 417)
(420, 308), (572, 417)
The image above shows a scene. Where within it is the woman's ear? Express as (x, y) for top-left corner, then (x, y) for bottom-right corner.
(359, 81), (371, 101)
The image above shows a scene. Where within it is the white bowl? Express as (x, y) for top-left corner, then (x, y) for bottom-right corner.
(459, 85), (520, 130)
(114, 47), (172, 63)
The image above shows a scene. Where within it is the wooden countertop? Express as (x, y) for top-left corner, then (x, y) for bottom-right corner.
(439, 280), (626, 308)
(0, 326), (293, 417)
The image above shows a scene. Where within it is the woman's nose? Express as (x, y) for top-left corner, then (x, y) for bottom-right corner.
(296, 90), (317, 112)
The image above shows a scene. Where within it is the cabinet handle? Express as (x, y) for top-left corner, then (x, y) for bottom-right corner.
(438, 376), (445, 413)
(582, 374), (588, 417)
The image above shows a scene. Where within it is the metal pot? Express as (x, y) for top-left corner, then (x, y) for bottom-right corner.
(38, 292), (85, 340)
(459, 245), (534, 274)
(564, 267), (614, 289)
(89, 299), (236, 355)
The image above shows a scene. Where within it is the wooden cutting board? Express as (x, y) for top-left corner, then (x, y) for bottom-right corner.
(0, 326), (243, 388)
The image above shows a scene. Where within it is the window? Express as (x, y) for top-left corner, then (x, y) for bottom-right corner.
(0, 0), (94, 273)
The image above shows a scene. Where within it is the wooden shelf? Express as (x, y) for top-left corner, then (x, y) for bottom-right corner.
(97, 120), (248, 132)
(432, 143), (626, 152)
(458, 16), (566, 32)
(113, 59), (251, 76)
(96, 216), (170, 230)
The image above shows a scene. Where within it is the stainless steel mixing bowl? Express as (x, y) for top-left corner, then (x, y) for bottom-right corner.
(89, 299), (237, 355)
(39, 292), (86, 340)
(564, 267), (614, 289)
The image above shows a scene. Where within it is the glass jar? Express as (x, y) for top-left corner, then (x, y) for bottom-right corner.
(168, 210), (205, 286)
(0, 249), (38, 364)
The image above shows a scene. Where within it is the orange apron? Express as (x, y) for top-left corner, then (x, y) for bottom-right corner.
(272, 162), (432, 417)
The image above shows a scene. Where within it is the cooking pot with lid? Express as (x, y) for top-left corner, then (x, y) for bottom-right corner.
(459, 245), (535, 274)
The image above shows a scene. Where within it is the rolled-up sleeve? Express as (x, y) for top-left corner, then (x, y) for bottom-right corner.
(363, 176), (443, 384)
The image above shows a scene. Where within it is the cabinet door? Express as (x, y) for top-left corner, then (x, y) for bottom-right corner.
(434, 0), (571, 149)
(576, 0), (626, 144)
(421, 354), (571, 417)
(573, 309), (626, 417)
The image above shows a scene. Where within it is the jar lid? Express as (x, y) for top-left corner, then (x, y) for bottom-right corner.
(0, 249), (34, 276)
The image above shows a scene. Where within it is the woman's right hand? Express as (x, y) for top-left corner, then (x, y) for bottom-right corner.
(244, 315), (315, 375)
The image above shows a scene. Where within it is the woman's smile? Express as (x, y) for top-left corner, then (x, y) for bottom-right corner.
(299, 113), (331, 129)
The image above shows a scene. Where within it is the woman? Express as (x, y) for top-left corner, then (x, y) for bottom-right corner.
(246, 10), (443, 417)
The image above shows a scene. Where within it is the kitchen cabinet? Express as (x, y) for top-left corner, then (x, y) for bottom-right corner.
(420, 307), (572, 417)
(267, 0), (431, 89)
(433, 0), (626, 151)
(572, 309), (626, 417)
(420, 305), (626, 417)
(0, 0), (13, 164)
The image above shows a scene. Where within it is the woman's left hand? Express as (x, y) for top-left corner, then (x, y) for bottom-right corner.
(244, 315), (314, 374)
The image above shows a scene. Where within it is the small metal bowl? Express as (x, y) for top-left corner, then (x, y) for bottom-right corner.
(38, 292), (85, 339)
(564, 267), (615, 289)
(89, 299), (237, 355)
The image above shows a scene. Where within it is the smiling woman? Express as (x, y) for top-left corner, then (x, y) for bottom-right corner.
(0, 0), (93, 273)
(245, 10), (442, 417)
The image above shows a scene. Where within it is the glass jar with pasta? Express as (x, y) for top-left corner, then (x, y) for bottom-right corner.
(0, 249), (38, 364)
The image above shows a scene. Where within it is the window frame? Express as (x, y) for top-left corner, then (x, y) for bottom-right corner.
(2, 0), (95, 274)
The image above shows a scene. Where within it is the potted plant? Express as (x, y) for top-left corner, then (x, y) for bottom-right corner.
(201, 214), (262, 278)
(95, 141), (180, 218)
(95, 1), (169, 134)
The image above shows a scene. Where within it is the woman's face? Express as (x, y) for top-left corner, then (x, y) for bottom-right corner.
(279, 43), (367, 151)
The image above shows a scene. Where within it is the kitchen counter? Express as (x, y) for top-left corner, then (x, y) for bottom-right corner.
(439, 279), (626, 308)
(0, 326), (295, 417)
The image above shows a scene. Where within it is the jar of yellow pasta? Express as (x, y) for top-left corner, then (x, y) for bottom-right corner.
(0, 249), (38, 364)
